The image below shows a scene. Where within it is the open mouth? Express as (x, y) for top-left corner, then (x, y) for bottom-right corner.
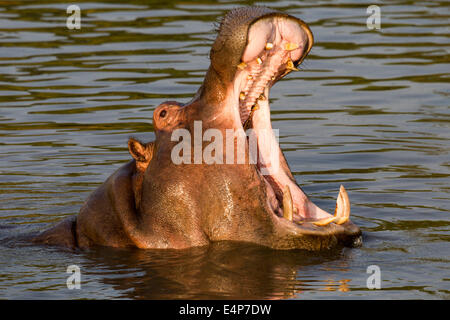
(232, 15), (351, 227)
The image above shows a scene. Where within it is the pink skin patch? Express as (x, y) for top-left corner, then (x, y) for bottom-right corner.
(242, 18), (305, 63)
(232, 17), (333, 221)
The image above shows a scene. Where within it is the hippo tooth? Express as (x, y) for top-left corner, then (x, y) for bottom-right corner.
(238, 62), (247, 69)
(247, 75), (253, 80)
(239, 92), (246, 100)
(285, 42), (299, 51)
(334, 185), (350, 225)
(256, 57), (262, 65)
(286, 60), (299, 71)
(283, 185), (293, 222)
(265, 42), (273, 50)
(258, 93), (266, 101)
(312, 216), (336, 226)
(252, 103), (259, 111)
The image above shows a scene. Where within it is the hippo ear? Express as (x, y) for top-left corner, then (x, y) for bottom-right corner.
(128, 138), (150, 163)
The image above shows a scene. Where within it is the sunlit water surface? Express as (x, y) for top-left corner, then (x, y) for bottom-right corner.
(0, 0), (449, 299)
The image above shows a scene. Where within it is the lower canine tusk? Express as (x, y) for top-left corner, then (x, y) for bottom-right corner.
(312, 216), (336, 226)
(334, 185), (350, 225)
(283, 185), (293, 222)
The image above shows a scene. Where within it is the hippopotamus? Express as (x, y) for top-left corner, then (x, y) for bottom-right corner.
(34, 6), (361, 250)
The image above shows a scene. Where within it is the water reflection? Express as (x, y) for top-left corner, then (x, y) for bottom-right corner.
(81, 242), (353, 299)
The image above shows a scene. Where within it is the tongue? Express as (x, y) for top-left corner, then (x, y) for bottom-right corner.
(248, 73), (333, 221)
(252, 99), (332, 220)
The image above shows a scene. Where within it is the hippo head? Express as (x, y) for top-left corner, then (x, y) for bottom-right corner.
(130, 7), (362, 250)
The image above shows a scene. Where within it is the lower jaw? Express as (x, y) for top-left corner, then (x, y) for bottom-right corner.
(257, 144), (334, 222)
(239, 87), (334, 223)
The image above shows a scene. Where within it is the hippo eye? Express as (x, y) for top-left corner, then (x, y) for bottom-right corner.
(160, 110), (167, 118)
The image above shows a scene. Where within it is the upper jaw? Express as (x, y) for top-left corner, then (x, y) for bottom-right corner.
(199, 7), (313, 111)
(232, 15), (314, 127)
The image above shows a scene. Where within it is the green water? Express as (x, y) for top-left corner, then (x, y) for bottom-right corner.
(0, 0), (449, 299)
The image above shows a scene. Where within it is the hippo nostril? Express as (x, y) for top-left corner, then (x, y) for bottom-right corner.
(160, 109), (167, 118)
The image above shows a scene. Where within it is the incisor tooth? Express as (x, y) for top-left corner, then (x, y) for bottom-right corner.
(247, 75), (253, 80)
(238, 62), (247, 69)
(256, 57), (262, 65)
(239, 92), (246, 100)
(258, 93), (266, 101)
(265, 42), (273, 50)
(285, 42), (299, 51)
(334, 185), (350, 225)
(283, 185), (293, 222)
(286, 60), (299, 71)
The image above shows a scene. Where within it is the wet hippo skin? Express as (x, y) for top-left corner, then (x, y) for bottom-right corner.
(33, 7), (362, 250)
